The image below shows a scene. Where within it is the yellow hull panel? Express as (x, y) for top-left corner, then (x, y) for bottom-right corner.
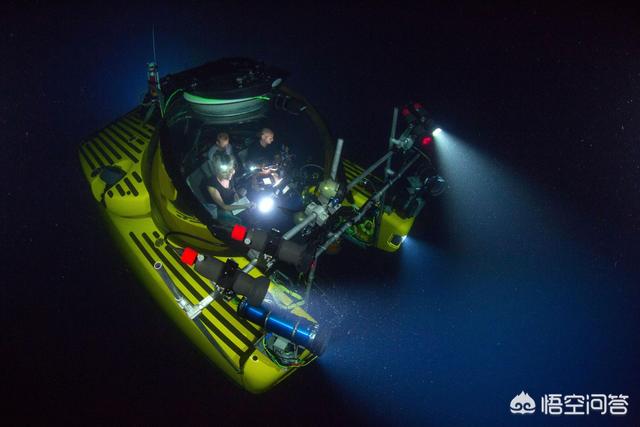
(78, 107), (300, 393)
(342, 158), (414, 252)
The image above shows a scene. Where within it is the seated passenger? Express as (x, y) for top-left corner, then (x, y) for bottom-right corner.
(244, 128), (284, 190)
(207, 132), (234, 160)
(245, 128), (279, 171)
(204, 153), (252, 225)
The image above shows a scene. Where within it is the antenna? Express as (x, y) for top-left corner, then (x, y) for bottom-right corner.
(152, 25), (158, 65)
(147, 26), (161, 93)
(144, 25), (162, 121)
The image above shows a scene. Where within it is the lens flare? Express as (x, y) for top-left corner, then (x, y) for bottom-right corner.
(258, 196), (275, 213)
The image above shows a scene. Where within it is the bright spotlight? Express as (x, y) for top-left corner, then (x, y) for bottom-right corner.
(258, 196), (275, 213)
(432, 128), (443, 136)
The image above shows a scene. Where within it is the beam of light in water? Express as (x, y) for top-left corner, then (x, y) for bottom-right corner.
(312, 130), (640, 425)
(315, 239), (458, 426)
(432, 130), (558, 264)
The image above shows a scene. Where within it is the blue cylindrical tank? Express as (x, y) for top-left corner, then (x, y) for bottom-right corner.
(237, 299), (329, 355)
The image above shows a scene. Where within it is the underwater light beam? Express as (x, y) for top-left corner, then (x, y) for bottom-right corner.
(433, 129), (555, 261)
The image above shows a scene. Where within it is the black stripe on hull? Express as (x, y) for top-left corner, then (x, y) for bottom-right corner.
(217, 299), (262, 337)
(79, 145), (96, 170)
(98, 131), (138, 163)
(343, 160), (383, 183)
(114, 119), (150, 144)
(89, 140), (114, 165)
(129, 232), (157, 266)
(141, 233), (204, 300)
(122, 116), (153, 138)
(94, 136), (122, 160)
(130, 234), (247, 361)
(84, 142), (105, 168)
(162, 245), (261, 340)
(203, 305), (254, 348)
(162, 245), (262, 337)
(198, 313), (245, 357)
(123, 177), (139, 196)
(125, 113), (155, 133)
(107, 125), (142, 154)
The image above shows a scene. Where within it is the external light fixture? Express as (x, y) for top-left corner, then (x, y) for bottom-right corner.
(421, 136), (433, 146)
(432, 128), (443, 136)
(258, 196), (275, 213)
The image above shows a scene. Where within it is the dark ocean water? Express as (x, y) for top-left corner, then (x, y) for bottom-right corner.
(3, 3), (640, 426)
